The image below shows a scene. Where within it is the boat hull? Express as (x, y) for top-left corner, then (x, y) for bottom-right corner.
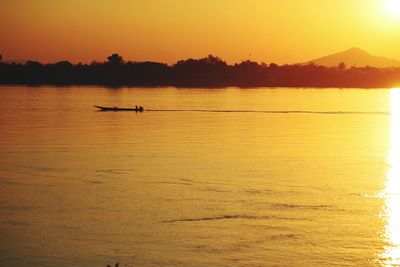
(94, 105), (144, 112)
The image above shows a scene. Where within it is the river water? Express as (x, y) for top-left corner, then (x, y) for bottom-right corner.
(0, 86), (398, 266)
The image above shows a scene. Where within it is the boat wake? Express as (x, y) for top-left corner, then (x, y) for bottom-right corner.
(146, 109), (389, 115)
(163, 214), (310, 223)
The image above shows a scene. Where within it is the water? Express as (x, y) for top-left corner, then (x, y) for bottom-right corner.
(0, 86), (398, 266)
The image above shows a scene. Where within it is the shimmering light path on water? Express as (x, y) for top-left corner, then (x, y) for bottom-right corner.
(382, 89), (400, 266)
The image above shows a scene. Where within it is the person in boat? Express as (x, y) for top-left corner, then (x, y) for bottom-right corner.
(135, 105), (138, 109)
(139, 106), (144, 111)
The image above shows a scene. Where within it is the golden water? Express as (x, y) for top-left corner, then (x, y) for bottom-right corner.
(0, 86), (397, 266)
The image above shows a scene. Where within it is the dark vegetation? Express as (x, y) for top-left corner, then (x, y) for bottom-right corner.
(1, 54), (400, 88)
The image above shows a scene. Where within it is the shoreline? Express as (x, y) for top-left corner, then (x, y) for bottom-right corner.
(0, 83), (396, 89)
(1, 55), (400, 89)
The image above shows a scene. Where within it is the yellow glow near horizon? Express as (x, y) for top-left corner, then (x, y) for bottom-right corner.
(384, 0), (400, 19)
(382, 88), (400, 266)
(1, 0), (400, 64)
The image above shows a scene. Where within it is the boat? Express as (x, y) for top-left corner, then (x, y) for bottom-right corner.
(94, 105), (144, 112)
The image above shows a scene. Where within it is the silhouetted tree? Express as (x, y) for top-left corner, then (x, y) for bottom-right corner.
(269, 63), (278, 69)
(338, 62), (346, 71)
(55, 61), (72, 67)
(25, 60), (42, 68)
(1, 53), (400, 87)
(107, 53), (123, 64)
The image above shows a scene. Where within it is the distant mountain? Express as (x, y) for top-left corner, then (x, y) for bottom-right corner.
(305, 47), (400, 68)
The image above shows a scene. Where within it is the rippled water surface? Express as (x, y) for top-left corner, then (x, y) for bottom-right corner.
(0, 86), (398, 266)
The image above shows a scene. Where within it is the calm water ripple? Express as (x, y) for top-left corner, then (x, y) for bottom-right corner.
(0, 86), (396, 266)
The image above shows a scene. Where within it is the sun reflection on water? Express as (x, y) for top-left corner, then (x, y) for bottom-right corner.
(382, 88), (400, 266)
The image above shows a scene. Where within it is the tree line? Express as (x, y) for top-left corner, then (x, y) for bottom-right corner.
(1, 53), (400, 88)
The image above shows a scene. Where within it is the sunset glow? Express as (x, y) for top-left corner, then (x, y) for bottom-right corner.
(1, 0), (400, 64)
(2, 1), (400, 266)
(384, 0), (400, 18)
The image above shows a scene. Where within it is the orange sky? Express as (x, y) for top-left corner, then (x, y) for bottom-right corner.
(1, 0), (400, 64)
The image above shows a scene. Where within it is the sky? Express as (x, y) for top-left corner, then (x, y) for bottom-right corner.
(1, 0), (400, 64)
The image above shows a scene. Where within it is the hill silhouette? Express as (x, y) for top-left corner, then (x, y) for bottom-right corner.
(305, 47), (400, 68)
